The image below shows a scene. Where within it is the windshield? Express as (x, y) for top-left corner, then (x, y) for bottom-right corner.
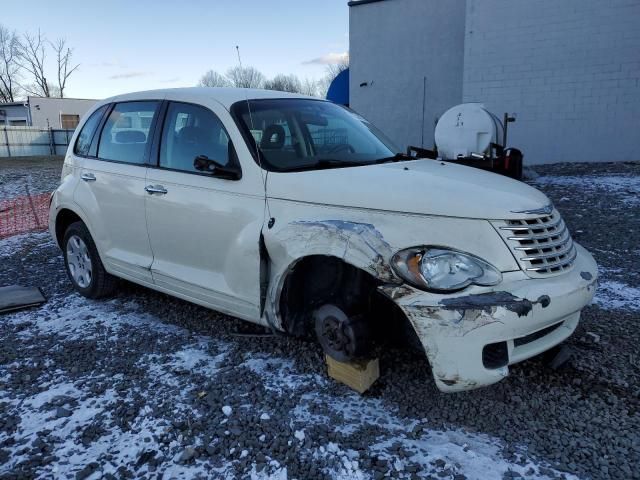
(231, 98), (400, 172)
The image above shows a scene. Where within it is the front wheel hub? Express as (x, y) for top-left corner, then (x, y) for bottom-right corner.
(313, 304), (371, 362)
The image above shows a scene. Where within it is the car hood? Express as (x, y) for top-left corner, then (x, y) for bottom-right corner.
(266, 159), (551, 220)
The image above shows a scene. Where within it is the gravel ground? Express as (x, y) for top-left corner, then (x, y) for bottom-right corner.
(0, 159), (639, 479)
(0, 157), (64, 201)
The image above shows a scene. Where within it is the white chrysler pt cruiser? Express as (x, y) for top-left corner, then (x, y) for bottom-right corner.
(49, 88), (598, 392)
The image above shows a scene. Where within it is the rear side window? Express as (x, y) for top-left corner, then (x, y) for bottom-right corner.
(74, 105), (108, 156)
(97, 101), (160, 164)
(159, 102), (231, 173)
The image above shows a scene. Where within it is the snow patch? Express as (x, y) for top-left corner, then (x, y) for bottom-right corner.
(534, 174), (640, 207)
(0, 230), (53, 258)
(241, 355), (325, 393)
(594, 280), (640, 311)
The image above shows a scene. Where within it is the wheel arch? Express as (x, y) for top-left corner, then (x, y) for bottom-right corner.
(54, 208), (84, 248)
(277, 254), (380, 336)
(53, 206), (101, 259)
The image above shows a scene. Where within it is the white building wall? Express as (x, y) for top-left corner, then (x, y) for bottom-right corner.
(350, 0), (640, 164)
(0, 103), (29, 125)
(28, 97), (98, 129)
(463, 0), (640, 164)
(349, 0), (466, 150)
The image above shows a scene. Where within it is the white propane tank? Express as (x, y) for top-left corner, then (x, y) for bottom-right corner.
(434, 103), (504, 160)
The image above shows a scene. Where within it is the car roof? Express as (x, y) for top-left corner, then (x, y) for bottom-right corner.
(104, 87), (319, 110)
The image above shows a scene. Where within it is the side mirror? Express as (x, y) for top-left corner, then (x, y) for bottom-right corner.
(193, 155), (241, 180)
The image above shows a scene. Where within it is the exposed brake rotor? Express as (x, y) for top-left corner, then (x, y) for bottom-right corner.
(313, 304), (372, 363)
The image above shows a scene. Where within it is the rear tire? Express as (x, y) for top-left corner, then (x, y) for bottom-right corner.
(63, 221), (117, 298)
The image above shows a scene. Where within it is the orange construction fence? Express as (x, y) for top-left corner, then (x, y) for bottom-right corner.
(0, 192), (51, 239)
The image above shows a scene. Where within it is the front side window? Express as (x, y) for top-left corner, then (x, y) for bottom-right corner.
(74, 105), (108, 156)
(231, 99), (399, 172)
(159, 102), (231, 172)
(97, 101), (160, 164)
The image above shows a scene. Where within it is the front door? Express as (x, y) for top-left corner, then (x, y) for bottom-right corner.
(144, 100), (264, 321)
(74, 100), (162, 283)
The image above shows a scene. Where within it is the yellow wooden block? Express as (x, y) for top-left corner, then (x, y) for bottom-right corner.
(325, 355), (380, 394)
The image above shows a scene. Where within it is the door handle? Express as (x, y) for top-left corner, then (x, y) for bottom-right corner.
(80, 173), (96, 182)
(145, 185), (168, 195)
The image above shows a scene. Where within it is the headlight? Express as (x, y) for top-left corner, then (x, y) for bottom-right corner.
(391, 247), (502, 292)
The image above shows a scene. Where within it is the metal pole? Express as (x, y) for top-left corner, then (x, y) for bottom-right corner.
(48, 127), (54, 155)
(3, 127), (10, 158)
(421, 76), (427, 147)
(25, 184), (42, 229)
(503, 112), (508, 148)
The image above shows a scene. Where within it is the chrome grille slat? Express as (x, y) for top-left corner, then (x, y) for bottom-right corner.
(525, 246), (577, 271)
(513, 231), (571, 250)
(500, 215), (563, 231)
(507, 224), (568, 241)
(493, 209), (576, 277)
(520, 242), (574, 261)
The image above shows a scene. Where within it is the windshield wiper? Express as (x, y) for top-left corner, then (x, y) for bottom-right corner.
(289, 159), (369, 172)
(372, 152), (415, 164)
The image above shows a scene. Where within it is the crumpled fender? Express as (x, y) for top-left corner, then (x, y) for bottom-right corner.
(259, 201), (520, 331)
(261, 219), (402, 329)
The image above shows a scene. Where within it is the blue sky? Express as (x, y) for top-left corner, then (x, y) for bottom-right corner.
(3, 0), (349, 99)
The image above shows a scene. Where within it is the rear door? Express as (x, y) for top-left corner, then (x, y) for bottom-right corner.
(74, 100), (162, 283)
(144, 98), (264, 320)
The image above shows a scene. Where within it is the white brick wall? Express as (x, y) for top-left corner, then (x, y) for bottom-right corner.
(350, 0), (466, 150)
(350, 0), (640, 164)
(463, 0), (640, 163)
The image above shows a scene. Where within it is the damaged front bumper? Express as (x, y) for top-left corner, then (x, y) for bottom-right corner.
(379, 243), (598, 392)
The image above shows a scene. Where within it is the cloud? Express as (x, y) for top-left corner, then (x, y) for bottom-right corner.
(88, 60), (126, 68)
(159, 77), (181, 83)
(108, 71), (150, 80)
(302, 52), (349, 65)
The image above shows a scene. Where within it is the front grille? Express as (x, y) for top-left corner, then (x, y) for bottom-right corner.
(494, 210), (576, 276)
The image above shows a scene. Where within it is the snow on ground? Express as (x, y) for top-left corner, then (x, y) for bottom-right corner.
(0, 289), (578, 479)
(0, 174), (33, 201)
(594, 280), (640, 311)
(533, 174), (640, 207)
(589, 265), (640, 312)
(0, 231), (52, 258)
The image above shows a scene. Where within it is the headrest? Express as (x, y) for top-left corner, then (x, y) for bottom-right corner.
(260, 124), (285, 150)
(178, 126), (209, 145)
(115, 130), (146, 143)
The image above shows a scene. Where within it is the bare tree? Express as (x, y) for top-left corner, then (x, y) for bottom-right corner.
(325, 56), (349, 81)
(225, 66), (265, 89)
(16, 30), (50, 97)
(300, 78), (320, 97)
(198, 70), (231, 87)
(264, 74), (302, 93)
(318, 55), (349, 98)
(52, 38), (79, 98)
(0, 25), (21, 102)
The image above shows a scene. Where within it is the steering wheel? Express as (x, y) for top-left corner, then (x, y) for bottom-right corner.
(326, 144), (355, 154)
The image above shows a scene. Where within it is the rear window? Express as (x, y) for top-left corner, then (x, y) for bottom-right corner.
(97, 101), (160, 164)
(74, 105), (109, 156)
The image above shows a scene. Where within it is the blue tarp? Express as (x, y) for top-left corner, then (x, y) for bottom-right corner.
(326, 68), (349, 106)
